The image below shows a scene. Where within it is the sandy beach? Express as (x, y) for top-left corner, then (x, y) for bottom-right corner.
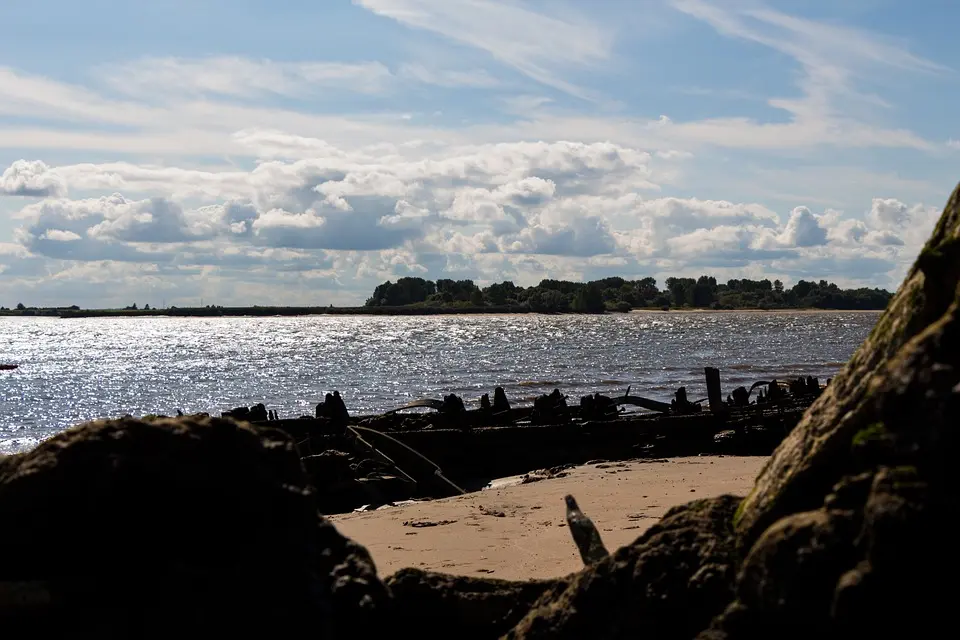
(330, 455), (766, 581)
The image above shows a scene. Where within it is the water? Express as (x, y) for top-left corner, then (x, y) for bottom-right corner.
(0, 311), (880, 454)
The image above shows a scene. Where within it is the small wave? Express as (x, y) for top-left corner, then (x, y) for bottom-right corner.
(0, 436), (43, 455)
(727, 362), (848, 373)
(516, 380), (563, 387)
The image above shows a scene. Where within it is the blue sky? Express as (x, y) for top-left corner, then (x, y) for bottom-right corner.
(1, 0), (957, 308)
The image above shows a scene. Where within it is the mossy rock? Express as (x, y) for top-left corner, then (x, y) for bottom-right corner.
(734, 182), (960, 548)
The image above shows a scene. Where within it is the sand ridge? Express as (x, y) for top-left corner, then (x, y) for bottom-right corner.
(330, 455), (767, 581)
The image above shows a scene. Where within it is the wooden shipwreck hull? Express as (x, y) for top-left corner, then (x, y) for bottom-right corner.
(225, 367), (824, 514)
(288, 400), (809, 477)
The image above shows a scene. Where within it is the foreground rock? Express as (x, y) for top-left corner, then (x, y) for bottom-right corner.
(700, 276), (959, 639)
(387, 569), (565, 639)
(735, 184), (960, 548)
(0, 416), (389, 637)
(508, 496), (741, 639)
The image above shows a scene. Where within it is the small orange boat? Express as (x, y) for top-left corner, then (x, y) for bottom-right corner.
(0, 364), (18, 371)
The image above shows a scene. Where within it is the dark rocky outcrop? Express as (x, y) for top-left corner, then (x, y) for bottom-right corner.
(734, 183), (960, 549)
(507, 496), (742, 639)
(700, 277), (959, 639)
(0, 416), (389, 638)
(386, 569), (565, 639)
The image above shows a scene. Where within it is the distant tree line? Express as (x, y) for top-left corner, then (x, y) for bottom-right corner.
(364, 276), (894, 312)
(1, 276), (893, 317)
(0, 303), (81, 317)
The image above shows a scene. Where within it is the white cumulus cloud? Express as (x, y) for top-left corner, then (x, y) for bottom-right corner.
(1, 160), (67, 197)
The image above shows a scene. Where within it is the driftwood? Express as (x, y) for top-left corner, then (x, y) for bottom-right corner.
(564, 495), (609, 566)
(612, 394), (672, 413)
(383, 398), (447, 414)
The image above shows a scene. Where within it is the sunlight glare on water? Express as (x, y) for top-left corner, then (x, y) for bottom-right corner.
(0, 311), (879, 453)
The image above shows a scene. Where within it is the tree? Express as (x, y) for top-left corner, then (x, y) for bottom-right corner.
(572, 284), (605, 313)
(482, 281), (519, 306)
(362, 273), (891, 312)
(470, 288), (485, 306)
(792, 280), (814, 300)
(436, 278), (480, 302)
(636, 277), (658, 301)
(665, 277), (696, 307)
(16, 303), (25, 311)
(366, 277), (436, 306)
(526, 288), (568, 312)
(692, 275), (717, 307)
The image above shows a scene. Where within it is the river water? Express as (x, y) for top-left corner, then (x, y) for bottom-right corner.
(0, 311), (879, 454)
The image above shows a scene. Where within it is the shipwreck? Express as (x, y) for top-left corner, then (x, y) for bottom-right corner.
(221, 367), (827, 514)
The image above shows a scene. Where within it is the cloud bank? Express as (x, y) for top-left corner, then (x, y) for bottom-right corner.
(2, 135), (940, 307)
(0, 0), (954, 307)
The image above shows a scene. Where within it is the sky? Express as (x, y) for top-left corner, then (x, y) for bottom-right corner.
(1, 0), (958, 308)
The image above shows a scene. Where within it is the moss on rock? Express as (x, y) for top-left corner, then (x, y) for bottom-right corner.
(733, 181), (960, 550)
(851, 422), (886, 448)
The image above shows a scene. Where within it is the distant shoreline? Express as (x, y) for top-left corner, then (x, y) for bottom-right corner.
(628, 308), (883, 315)
(1, 305), (887, 319)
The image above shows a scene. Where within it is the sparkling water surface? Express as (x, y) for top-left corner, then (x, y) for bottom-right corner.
(0, 311), (880, 454)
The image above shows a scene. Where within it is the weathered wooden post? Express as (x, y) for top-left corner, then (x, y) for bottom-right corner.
(705, 367), (724, 413)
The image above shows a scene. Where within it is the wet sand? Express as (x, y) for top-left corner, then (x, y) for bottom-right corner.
(330, 455), (767, 581)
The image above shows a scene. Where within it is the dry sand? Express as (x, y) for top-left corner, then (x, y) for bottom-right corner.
(330, 455), (767, 581)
